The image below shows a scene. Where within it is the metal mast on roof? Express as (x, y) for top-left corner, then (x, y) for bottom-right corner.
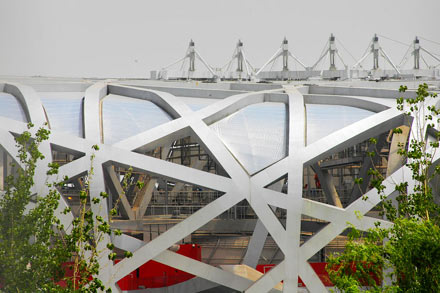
(414, 37), (420, 69)
(282, 37), (289, 71)
(188, 39), (195, 71)
(329, 34), (337, 70)
(161, 39), (217, 78)
(311, 33), (347, 71)
(237, 40), (244, 72)
(399, 37), (440, 69)
(223, 39), (255, 77)
(255, 37), (307, 75)
(372, 34), (379, 69)
(353, 34), (401, 74)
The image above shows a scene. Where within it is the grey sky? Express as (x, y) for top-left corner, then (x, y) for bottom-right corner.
(0, 0), (439, 78)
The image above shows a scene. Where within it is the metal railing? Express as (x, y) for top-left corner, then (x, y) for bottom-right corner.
(62, 187), (353, 219)
(145, 189), (354, 219)
(150, 191), (223, 206)
(303, 188), (352, 205)
(146, 204), (255, 220)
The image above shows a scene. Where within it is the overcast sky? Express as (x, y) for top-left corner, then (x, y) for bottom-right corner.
(0, 0), (439, 78)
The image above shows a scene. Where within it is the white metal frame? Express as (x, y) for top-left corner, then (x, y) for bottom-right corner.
(1, 81), (429, 292)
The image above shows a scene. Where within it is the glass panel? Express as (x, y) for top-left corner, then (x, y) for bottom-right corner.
(180, 97), (217, 111)
(306, 104), (374, 145)
(210, 102), (288, 174)
(41, 92), (84, 137)
(102, 94), (173, 145)
(0, 92), (27, 122)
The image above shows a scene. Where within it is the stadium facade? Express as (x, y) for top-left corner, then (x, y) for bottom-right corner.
(0, 77), (439, 292)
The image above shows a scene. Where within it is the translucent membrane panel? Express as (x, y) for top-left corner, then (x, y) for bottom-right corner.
(102, 94), (173, 145)
(180, 97), (218, 111)
(0, 92), (27, 122)
(210, 102), (288, 175)
(306, 104), (374, 145)
(41, 92), (84, 137)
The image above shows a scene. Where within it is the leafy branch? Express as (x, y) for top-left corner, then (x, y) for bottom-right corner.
(327, 83), (440, 292)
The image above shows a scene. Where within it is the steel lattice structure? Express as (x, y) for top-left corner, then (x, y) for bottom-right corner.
(0, 80), (438, 292)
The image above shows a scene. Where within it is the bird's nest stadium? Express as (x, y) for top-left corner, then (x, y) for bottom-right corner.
(0, 77), (439, 292)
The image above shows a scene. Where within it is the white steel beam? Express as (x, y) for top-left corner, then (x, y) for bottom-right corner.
(105, 165), (136, 221)
(380, 47), (401, 74)
(256, 48), (283, 76)
(284, 87), (305, 292)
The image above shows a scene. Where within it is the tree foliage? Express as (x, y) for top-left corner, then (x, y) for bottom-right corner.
(0, 124), (130, 292)
(327, 83), (440, 292)
(0, 124), (69, 292)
